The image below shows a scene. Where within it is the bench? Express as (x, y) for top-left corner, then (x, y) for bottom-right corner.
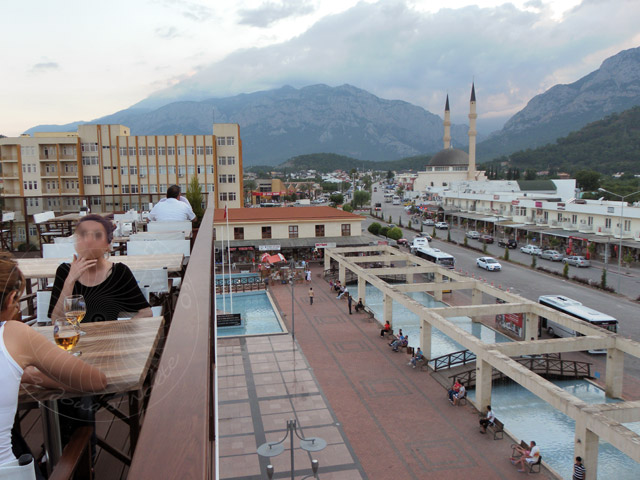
(487, 418), (504, 440)
(452, 390), (467, 406)
(511, 440), (529, 458)
(525, 455), (542, 474)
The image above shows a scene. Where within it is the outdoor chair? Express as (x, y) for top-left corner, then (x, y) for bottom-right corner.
(0, 211), (15, 251)
(33, 211), (65, 246)
(147, 220), (192, 236)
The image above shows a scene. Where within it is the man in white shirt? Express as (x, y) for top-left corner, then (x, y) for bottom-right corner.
(149, 185), (196, 222)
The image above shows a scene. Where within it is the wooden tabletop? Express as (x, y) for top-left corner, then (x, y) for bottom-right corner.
(20, 316), (164, 402)
(17, 254), (184, 278)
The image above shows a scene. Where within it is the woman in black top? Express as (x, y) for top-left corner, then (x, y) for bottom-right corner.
(48, 214), (151, 322)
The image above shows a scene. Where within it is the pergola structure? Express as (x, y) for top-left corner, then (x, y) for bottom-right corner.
(324, 245), (640, 478)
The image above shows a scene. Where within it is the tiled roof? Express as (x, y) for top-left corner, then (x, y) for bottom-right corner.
(213, 206), (364, 223)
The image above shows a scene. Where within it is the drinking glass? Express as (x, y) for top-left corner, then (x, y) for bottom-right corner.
(52, 317), (81, 357)
(64, 294), (87, 336)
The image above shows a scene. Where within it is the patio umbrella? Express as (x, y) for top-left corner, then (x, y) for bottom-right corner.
(267, 253), (287, 264)
(260, 253), (271, 263)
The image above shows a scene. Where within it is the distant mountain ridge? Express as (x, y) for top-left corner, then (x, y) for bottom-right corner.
(478, 46), (640, 160)
(26, 84), (471, 165)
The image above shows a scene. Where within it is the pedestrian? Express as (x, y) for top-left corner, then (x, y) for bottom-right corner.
(305, 269), (311, 283)
(347, 293), (352, 314)
(573, 456), (585, 480)
(308, 287), (314, 305)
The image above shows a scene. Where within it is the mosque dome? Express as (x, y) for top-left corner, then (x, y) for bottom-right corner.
(429, 148), (469, 167)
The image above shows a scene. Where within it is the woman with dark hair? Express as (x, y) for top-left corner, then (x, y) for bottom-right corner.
(48, 214), (152, 322)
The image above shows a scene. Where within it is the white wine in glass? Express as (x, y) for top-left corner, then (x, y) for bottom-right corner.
(53, 318), (81, 356)
(64, 295), (87, 335)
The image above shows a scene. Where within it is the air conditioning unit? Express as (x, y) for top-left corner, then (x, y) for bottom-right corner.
(139, 174), (146, 178)
(178, 173), (184, 177)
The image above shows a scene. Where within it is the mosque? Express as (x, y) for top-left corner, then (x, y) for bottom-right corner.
(413, 84), (487, 193)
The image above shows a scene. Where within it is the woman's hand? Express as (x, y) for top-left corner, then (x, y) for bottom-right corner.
(65, 254), (97, 284)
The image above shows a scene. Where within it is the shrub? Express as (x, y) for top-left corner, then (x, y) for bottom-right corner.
(482, 243), (488, 254)
(563, 263), (569, 278)
(342, 204), (353, 213)
(388, 215), (392, 224)
(420, 223), (424, 232)
(464, 237), (468, 247)
(387, 227), (403, 241)
(531, 255), (537, 269)
(368, 222), (381, 235)
(398, 216), (403, 227)
(432, 227), (437, 239)
(504, 247), (509, 261)
(447, 230), (451, 242)
(601, 268), (607, 289)
(379, 226), (390, 237)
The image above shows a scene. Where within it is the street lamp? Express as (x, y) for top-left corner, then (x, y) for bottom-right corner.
(257, 419), (326, 480)
(597, 188), (640, 293)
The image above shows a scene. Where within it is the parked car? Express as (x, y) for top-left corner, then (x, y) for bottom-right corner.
(374, 203), (382, 211)
(520, 244), (542, 255)
(422, 219), (435, 226)
(540, 250), (563, 261)
(466, 230), (480, 239)
(397, 238), (409, 247)
(498, 238), (517, 249)
(435, 222), (449, 230)
(562, 255), (591, 267)
(415, 233), (432, 241)
(374, 187), (377, 192)
(479, 234), (494, 244)
(387, 223), (396, 229)
(476, 257), (502, 271)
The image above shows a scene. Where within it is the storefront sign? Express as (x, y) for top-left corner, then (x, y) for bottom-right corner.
(607, 206), (615, 214)
(258, 244), (281, 251)
(535, 201), (542, 208)
(315, 242), (336, 249)
(557, 203), (565, 211)
(252, 191), (287, 197)
(493, 195), (500, 200)
(511, 200), (519, 205)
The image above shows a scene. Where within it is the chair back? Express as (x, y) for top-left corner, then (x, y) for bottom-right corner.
(1, 212), (15, 222)
(147, 221), (192, 236)
(129, 231), (185, 241)
(114, 212), (138, 223)
(33, 211), (56, 224)
(36, 291), (52, 325)
(126, 239), (190, 257)
(132, 268), (170, 294)
(0, 456), (37, 480)
(42, 243), (77, 259)
(54, 236), (75, 244)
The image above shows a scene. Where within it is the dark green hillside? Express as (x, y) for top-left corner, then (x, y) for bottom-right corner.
(279, 153), (431, 173)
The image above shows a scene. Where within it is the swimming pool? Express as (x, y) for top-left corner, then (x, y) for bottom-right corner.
(216, 291), (284, 336)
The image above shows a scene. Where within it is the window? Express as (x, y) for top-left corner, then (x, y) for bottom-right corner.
(624, 220), (631, 232)
(187, 146), (194, 155)
(121, 166), (128, 175)
(217, 137), (225, 146)
(207, 183), (214, 192)
(557, 213), (563, 221)
(218, 156), (226, 165)
(149, 165), (156, 175)
(261, 226), (272, 239)
(197, 165), (204, 174)
(167, 146), (175, 155)
(139, 147), (146, 156)
(159, 165), (167, 174)
(148, 146), (155, 155)
(168, 165), (176, 175)
(206, 146), (213, 155)
(129, 165), (137, 175)
(341, 224), (351, 236)
(207, 165), (214, 174)
(227, 156), (236, 165)
(119, 147), (127, 156)
(196, 146), (204, 155)
(315, 225), (325, 236)
(91, 176), (100, 184)
(514, 207), (527, 216)
(92, 197), (101, 206)
(226, 136), (235, 145)
(219, 175), (227, 183)
(605, 218), (612, 228)
(288, 225), (298, 238)
(228, 175), (236, 183)
(159, 184), (167, 192)
(128, 147), (136, 156)
(83, 176), (91, 185)
(122, 185), (130, 193)
(234, 227), (244, 240)
(177, 146), (185, 155)
(228, 192), (236, 201)
(130, 185), (139, 194)
(187, 165), (195, 174)
(158, 146), (166, 155)
(588, 216), (593, 226)
(571, 215), (577, 224)
(219, 192), (228, 201)
(140, 166), (147, 175)
(150, 184), (158, 193)
(178, 166), (186, 176)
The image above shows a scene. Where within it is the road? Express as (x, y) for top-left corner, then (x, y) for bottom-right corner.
(368, 184), (640, 379)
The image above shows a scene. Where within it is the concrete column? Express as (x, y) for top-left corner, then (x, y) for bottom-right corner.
(434, 272), (443, 301)
(383, 294), (393, 327)
(605, 347), (624, 399)
(324, 253), (330, 271)
(475, 359), (492, 413)
(420, 319), (432, 360)
(357, 275), (366, 304)
(524, 312), (539, 341)
(574, 418), (599, 480)
(339, 263), (346, 286)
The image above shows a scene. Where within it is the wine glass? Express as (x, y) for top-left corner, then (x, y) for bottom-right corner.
(64, 294), (87, 336)
(52, 317), (81, 357)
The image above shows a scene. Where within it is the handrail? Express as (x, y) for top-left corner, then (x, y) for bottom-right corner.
(129, 197), (215, 478)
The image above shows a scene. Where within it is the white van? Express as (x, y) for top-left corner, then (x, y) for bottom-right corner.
(392, 195), (401, 205)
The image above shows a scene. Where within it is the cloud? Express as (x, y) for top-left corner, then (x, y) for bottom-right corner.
(238, 0), (316, 28)
(140, 0), (640, 130)
(30, 62), (59, 73)
(155, 26), (181, 39)
(155, 0), (213, 22)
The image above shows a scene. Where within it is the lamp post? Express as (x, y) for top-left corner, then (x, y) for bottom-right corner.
(290, 257), (295, 341)
(257, 419), (326, 480)
(597, 188), (640, 293)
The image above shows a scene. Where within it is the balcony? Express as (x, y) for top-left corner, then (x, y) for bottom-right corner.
(535, 218), (548, 226)
(578, 223), (594, 233)
(595, 227), (612, 236)
(561, 221), (578, 231)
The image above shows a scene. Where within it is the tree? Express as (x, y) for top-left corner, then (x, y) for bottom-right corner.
(386, 170), (394, 181)
(368, 222), (381, 235)
(342, 204), (353, 213)
(387, 227), (403, 241)
(379, 226), (390, 237)
(575, 170), (601, 192)
(396, 186), (405, 197)
(352, 190), (370, 209)
(329, 193), (344, 205)
(186, 176), (204, 228)
(524, 169), (537, 180)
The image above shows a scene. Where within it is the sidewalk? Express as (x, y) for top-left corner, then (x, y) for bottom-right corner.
(266, 266), (556, 479)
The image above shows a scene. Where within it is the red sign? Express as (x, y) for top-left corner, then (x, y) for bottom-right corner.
(511, 200), (519, 205)
(252, 191), (287, 197)
(535, 201), (542, 208)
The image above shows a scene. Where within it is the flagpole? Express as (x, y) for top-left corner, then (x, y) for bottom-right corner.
(221, 208), (226, 312)
(227, 203), (233, 311)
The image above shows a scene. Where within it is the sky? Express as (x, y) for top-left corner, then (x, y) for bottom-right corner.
(2, 0), (640, 136)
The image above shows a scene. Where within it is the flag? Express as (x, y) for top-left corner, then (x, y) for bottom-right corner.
(224, 204), (227, 219)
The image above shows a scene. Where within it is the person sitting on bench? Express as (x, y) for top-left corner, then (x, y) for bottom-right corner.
(388, 330), (404, 348)
(452, 382), (466, 405)
(380, 320), (391, 337)
(511, 441), (540, 473)
(336, 285), (347, 299)
(448, 378), (462, 402)
(409, 347), (424, 368)
(333, 280), (341, 292)
(479, 405), (495, 434)
(355, 298), (365, 313)
(392, 334), (408, 352)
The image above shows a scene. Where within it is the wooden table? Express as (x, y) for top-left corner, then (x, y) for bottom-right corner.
(20, 317), (164, 469)
(17, 254), (184, 279)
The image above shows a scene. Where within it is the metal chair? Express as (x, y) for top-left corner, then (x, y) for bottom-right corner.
(0, 211), (15, 251)
(33, 211), (64, 246)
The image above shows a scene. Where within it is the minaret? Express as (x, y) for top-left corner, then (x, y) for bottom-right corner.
(443, 95), (451, 149)
(468, 83), (477, 180)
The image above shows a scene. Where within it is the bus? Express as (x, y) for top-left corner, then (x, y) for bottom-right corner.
(414, 247), (455, 269)
(384, 193), (393, 203)
(538, 295), (618, 354)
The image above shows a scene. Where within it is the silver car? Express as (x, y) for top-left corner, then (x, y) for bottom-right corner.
(540, 250), (563, 261)
(562, 255), (591, 267)
(466, 230), (480, 239)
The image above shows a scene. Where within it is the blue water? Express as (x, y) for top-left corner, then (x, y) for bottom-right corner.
(216, 291), (283, 336)
(358, 283), (640, 478)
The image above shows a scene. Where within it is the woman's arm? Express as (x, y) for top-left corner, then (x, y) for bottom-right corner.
(50, 256), (97, 321)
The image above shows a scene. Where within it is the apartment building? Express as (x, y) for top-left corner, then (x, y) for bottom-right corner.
(0, 123), (243, 243)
